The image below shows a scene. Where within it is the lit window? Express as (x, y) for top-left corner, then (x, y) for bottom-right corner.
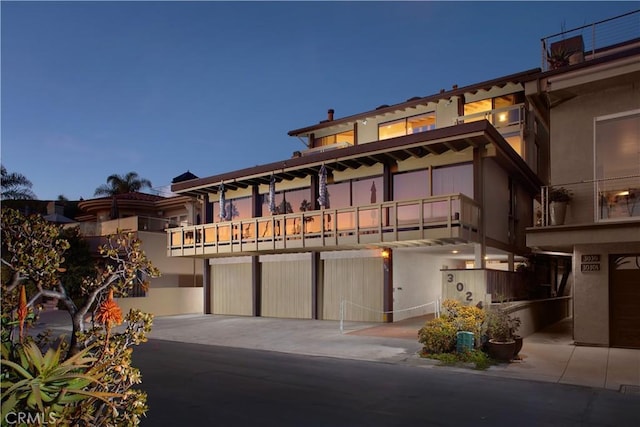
(595, 110), (640, 221)
(315, 130), (354, 147)
(379, 113), (436, 140)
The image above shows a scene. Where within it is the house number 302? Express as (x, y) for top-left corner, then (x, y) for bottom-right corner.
(447, 274), (473, 302)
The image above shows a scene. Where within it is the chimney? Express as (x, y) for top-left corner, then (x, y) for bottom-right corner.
(327, 109), (334, 121)
(47, 201), (65, 215)
(452, 84), (458, 90)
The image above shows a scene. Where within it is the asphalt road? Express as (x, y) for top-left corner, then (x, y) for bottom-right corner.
(134, 339), (639, 427)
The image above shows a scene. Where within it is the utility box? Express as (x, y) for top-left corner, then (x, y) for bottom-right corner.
(456, 331), (475, 353)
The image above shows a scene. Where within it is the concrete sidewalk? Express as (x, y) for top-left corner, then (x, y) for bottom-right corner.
(35, 310), (640, 393)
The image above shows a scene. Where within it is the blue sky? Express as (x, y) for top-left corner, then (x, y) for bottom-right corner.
(2, 1), (637, 200)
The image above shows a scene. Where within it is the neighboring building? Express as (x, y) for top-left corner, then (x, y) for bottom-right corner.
(526, 12), (640, 348)
(74, 189), (204, 316)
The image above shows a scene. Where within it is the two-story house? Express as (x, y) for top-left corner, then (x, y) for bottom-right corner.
(168, 67), (550, 323)
(526, 11), (640, 348)
(74, 188), (205, 316)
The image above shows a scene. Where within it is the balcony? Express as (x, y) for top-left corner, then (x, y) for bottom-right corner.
(167, 194), (481, 257)
(528, 176), (640, 251)
(71, 215), (172, 237)
(456, 103), (525, 130)
(541, 10), (640, 71)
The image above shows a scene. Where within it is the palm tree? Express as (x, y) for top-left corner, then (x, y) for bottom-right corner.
(94, 172), (152, 196)
(1, 164), (37, 200)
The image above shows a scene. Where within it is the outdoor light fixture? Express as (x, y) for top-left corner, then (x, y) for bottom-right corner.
(498, 113), (507, 122)
(452, 250), (459, 254)
(381, 249), (390, 259)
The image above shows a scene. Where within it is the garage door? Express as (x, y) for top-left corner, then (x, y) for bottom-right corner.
(211, 262), (253, 316)
(323, 257), (383, 322)
(610, 254), (640, 348)
(261, 257), (312, 319)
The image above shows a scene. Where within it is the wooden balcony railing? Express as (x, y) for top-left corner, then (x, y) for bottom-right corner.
(167, 194), (481, 257)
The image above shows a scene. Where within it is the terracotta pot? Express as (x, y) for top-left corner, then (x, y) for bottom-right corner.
(513, 335), (523, 359)
(486, 339), (516, 362)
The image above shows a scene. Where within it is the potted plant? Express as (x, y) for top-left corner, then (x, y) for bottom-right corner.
(547, 47), (570, 69)
(548, 186), (573, 225)
(484, 308), (521, 362)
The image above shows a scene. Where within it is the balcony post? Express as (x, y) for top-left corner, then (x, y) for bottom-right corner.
(382, 248), (393, 323)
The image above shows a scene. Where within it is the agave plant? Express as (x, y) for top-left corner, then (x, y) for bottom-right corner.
(0, 339), (121, 419)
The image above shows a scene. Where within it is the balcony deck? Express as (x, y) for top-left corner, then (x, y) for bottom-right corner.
(167, 194), (481, 257)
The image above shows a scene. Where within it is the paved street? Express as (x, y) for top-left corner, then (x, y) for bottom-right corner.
(134, 339), (639, 427)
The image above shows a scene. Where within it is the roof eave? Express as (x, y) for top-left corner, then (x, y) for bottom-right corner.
(287, 68), (542, 137)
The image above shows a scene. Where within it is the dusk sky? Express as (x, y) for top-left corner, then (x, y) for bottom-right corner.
(2, 1), (637, 200)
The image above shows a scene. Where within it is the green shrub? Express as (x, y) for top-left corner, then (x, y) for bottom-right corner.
(441, 299), (486, 349)
(418, 317), (457, 353)
(420, 349), (494, 370)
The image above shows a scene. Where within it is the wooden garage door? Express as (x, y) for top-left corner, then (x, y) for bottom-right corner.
(211, 263), (253, 316)
(610, 255), (640, 348)
(261, 259), (312, 319)
(323, 257), (383, 322)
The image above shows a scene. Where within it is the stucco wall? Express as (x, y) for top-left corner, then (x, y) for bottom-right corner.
(140, 231), (202, 288)
(393, 249), (463, 321)
(550, 82), (640, 224)
(483, 158), (510, 243)
(573, 242), (640, 346)
(116, 287), (203, 317)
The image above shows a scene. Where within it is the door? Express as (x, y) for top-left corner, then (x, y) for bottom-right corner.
(610, 254), (640, 348)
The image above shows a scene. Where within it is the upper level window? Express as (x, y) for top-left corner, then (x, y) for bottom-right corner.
(463, 94), (523, 127)
(314, 130), (354, 147)
(379, 113), (435, 141)
(595, 110), (640, 221)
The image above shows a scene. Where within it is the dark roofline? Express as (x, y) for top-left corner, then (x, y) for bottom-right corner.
(287, 68), (542, 136)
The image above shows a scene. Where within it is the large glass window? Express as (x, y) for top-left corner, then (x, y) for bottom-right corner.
(379, 113), (436, 140)
(379, 118), (406, 140)
(213, 196), (252, 222)
(353, 176), (383, 228)
(393, 170), (430, 200)
(326, 181), (350, 209)
(432, 164), (474, 220)
(595, 110), (640, 220)
(315, 130), (354, 147)
(392, 170), (430, 224)
(432, 163), (473, 198)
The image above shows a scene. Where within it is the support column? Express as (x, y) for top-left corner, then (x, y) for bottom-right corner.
(203, 194), (213, 314)
(310, 174), (319, 210)
(473, 147), (486, 269)
(474, 243), (485, 269)
(311, 251), (322, 319)
(203, 260), (211, 314)
(252, 256), (261, 317)
(382, 248), (393, 323)
(508, 253), (515, 271)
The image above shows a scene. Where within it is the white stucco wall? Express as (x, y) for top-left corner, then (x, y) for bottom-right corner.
(392, 248), (465, 321)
